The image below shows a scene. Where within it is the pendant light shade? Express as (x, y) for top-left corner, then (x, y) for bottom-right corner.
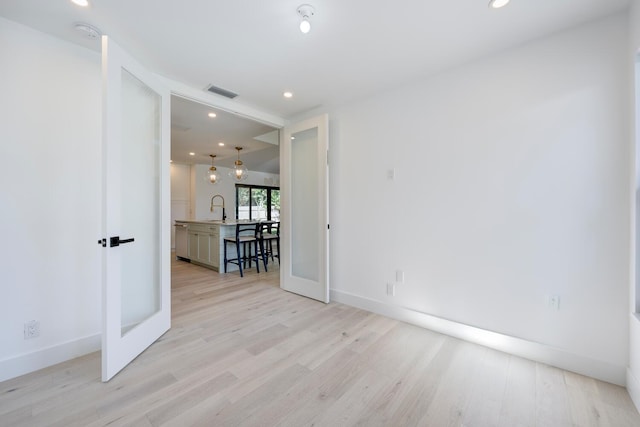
(229, 147), (248, 181)
(207, 154), (220, 184)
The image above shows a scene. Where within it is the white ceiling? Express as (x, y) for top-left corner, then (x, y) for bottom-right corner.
(0, 0), (631, 172)
(171, 95), (279, 172)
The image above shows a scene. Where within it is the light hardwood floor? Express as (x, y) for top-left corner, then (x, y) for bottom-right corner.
(2, 256), (640, 426)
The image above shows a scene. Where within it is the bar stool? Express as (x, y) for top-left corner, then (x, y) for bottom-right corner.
(260, 222), (280, 265)
(223, 223), (261, 277)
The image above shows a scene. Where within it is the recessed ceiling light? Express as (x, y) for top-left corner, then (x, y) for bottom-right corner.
(71, 0), (89, 6)
(208, 112), (217, 118)
(489, 0), (510, 8)
(218, 142), (225, 147)
(189, 152), (195, 156)
(283, 91), (293, 98)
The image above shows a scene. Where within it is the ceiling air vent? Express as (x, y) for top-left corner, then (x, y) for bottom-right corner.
(205, 84), (238, 99)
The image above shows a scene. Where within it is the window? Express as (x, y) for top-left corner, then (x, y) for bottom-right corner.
(236, 184), (280, 221)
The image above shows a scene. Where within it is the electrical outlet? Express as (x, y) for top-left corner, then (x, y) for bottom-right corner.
(548, 295), (560, 310)
(24, 320), (40, 339)
(387, 283), (396, 296)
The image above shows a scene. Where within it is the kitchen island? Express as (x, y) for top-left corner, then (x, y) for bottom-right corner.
(174, 220), (263, 273)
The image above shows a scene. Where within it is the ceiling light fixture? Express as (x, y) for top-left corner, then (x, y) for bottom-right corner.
(74, 23), (101, 40)
(230, 147), (249, 182)
(218, 142), (225, 147)
(71, 0), (89, 7)
(208, 112), (217, 118)
(489, 0), (510, 8)
(189, 152), (195, 156)
(283, 91), (293, 98)
(297, 4), (315, 34)
(207, 154), (220, 184)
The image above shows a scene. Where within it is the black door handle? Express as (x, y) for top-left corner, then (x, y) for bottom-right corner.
(110, 236), (135, 247)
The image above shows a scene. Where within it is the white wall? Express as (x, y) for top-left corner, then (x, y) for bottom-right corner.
(326, 14), (630, 384)
(189, 164), (279, 221)
(0, 18), (102, 381)
(628, 0), (640, 411)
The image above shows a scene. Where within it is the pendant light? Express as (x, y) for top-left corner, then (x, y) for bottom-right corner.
(230, 147), (248, 181)
(207, 154), (220, 184)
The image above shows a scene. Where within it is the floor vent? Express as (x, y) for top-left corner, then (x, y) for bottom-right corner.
(205, 84), (238, 99)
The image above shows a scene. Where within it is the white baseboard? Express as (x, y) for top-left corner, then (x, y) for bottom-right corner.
(628, 314), (640, 413)
(0, 334), (100, 383)
(628, 368), (640, 412)
(331, 289), (626, 386)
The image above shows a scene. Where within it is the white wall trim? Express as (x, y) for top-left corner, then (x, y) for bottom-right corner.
(0, 334), (100, 383)
(331, 289), (626, 386)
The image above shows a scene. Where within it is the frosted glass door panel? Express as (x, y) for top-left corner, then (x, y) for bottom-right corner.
(291, 128), (319, 281)
(120, 69), (161, 336)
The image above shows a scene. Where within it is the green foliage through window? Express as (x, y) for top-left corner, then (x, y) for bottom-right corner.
(236, 184), (280, 221)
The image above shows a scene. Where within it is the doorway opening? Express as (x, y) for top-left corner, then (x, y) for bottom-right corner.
(169, 94), (281, 283)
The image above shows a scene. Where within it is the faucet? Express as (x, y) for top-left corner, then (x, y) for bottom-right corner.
(210, 194), (226, 221)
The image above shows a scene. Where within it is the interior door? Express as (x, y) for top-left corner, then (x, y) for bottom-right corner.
(280, 114), (329, 303)
(101, 36), (171, 381)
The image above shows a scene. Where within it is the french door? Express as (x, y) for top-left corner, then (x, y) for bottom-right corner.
(101, 36), (171, 381)
(280, 114), (329, 303)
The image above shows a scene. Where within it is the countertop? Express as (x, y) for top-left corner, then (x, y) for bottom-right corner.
(174, 219), (272, 226)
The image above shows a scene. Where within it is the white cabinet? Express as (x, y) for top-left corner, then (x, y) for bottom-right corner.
(175, 221), (246, 273)
(186, 223), (219, 269)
